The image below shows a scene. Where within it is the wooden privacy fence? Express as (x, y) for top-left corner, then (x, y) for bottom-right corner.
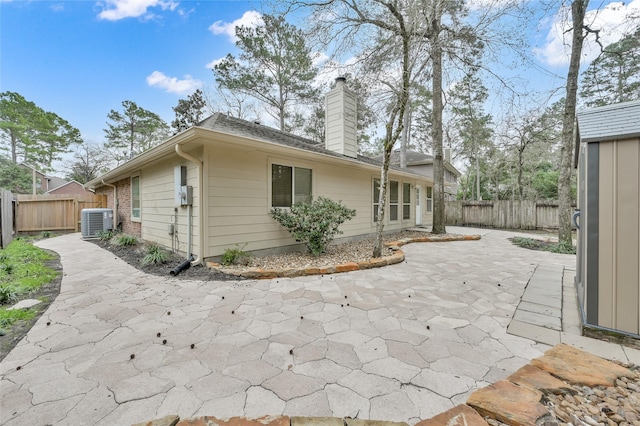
(445, 200), (576, 230)
(16, 193), (108, 233)
(0, 188), (16, 248)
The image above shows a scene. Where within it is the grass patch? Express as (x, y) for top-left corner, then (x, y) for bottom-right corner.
(0, 308), (36, 328)
(0, 239), (57, 301)
(510, 237), (576, 254)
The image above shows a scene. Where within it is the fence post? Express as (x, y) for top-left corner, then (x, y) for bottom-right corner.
(74, 197), (79, 232)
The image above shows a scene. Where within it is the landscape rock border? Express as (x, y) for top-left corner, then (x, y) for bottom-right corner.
(206, 234), (481, 279)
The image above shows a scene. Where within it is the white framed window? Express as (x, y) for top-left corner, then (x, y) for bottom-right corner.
(131, 175), (141, 220)
(426, 186), (433, 213)
(373, 178), (380, 222)
(271, 164), (312, 208)
(389, 180), (399, 221)
(403, 182), (411, 220)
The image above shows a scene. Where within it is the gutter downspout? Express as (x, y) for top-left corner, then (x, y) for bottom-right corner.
(102, 180), (117, 226)
(175, 144), (204, 266)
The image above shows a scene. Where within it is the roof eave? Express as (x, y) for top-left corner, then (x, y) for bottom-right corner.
(85, 128), (201, 190)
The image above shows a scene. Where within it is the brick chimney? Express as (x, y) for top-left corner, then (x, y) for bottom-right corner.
(325, 77), (357, 158)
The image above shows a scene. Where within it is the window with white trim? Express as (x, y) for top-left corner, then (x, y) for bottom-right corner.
(131, 175), (141, 220)
(271, 164), (312, 208)
(373, 178), (380, 222)
(426, 186), (433, 213)
(389, 180), (399, 221)
(403, 182), (411, 220)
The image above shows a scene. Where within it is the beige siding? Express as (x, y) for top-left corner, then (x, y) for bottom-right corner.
(597, 138), (640, 334)
(140, 152), (201, 257)
(206, 142), (429, 257)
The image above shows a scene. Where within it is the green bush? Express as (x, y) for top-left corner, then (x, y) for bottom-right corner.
(41, 231), (51, 238)
(112, 234), (137, 246)
(271, 196), (356, 256)
(221, 245), (251, 266)
(141, 244), (169, 266)
(0, 285), (18, 305)
(97, 230), (114, 241)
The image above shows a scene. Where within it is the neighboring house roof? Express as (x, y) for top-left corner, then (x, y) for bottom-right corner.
(86, 113), (431, 189)
(577, 100), (640, 143)
(373, 149), (462, 177)
(47, 176), (68, 191)
(45, 180), (87, 194)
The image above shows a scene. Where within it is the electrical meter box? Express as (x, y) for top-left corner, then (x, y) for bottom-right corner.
(175, 165), (187, 205)
(179, 185), (193, 206)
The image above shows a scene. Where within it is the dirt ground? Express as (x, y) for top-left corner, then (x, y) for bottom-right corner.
(90, 239), (243, 281)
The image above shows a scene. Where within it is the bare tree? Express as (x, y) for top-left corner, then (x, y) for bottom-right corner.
(558, 0), (588, 248)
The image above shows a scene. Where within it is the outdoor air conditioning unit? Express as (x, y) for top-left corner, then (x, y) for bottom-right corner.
(81, 208), (113, 239)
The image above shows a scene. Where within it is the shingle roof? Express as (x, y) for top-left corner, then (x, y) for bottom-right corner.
(196, 113), (401, 171)
(577, 100), (640, 143)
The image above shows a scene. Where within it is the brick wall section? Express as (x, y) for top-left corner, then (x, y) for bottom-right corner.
(96, 177), (141, 237)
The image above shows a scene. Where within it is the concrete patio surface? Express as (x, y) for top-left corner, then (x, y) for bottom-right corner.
(1, 227), (638, 426)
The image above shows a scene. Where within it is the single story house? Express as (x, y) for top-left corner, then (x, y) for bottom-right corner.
(574, 99), (640, 337)
(375, 149), (461, 200)
(85, 79), (435, 263)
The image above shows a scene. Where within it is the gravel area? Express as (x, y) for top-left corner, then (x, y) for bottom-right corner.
(221, 230), (438, 270)
(545, 368), (640, 426)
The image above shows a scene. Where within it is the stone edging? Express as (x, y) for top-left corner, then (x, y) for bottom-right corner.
(206, 234), (481, 279)
(134, 344), (637, 426)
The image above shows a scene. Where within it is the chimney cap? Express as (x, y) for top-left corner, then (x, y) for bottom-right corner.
(335, 76), (346, 85)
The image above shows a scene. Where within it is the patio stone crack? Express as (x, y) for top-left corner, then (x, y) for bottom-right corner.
(30, 382), (99, 407)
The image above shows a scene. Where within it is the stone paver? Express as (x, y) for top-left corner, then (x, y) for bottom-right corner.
(0, 227), (632, 426)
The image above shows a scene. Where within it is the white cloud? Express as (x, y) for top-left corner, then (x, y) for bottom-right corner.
(97, 0), (179, 21)
(208, 10), (263, 43)
(311, 51), (330, 67)
(146, 71), (202, 95)
(536, 0), (640, 67)
(205, 57), (227, 69)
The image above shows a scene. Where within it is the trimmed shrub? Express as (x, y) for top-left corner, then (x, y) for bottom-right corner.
(271, 196), (356, 256)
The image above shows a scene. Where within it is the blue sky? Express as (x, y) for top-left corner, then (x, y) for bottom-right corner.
(1, 0), (638, 160)
(1, 0), (266, 142)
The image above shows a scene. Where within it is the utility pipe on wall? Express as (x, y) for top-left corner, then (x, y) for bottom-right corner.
(102, 180), (117, 227)
(175, 144), (203, 266)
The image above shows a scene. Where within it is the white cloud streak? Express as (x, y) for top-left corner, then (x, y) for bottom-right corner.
(536, 0), (640, 67)
(97, 0), (179, 21)
(208, 10), (263, 43)
(205, 57), (226, 69)
(146, 71), (202, 95)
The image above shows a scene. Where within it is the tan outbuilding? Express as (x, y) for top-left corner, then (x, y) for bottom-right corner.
(575, 100), (640, 336)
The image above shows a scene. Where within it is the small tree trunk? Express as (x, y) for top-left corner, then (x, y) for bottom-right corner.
(11, 133), (18, 164)
(559, 0), (588, 247)
(475, 154), (481, 201)
(400, 103), (411, 168)
(373, 149), (390, 258)
(431, 30), (446, 234)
